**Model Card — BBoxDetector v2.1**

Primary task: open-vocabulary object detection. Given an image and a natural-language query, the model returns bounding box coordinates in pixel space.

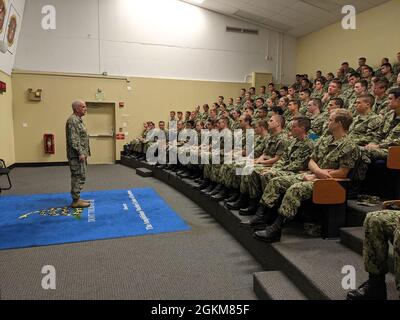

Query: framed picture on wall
[2,3,21,54]
[0,0,7,37]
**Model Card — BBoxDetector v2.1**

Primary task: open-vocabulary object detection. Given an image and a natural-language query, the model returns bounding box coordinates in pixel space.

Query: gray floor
[0,165,261,300]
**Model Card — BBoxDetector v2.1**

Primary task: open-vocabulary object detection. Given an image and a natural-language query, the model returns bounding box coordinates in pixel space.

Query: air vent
[226,26,259,35]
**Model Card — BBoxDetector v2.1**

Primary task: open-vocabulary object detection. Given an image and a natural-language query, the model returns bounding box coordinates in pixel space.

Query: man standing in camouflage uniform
[347,202,400,300]
[66,100,91,208]
[253,109,359,242]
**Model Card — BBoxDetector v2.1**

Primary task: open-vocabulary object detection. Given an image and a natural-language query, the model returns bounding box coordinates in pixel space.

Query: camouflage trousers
[363,210,400,295]
[241,166,296,200]
[366,148,388,161]
[68,158,87,201]
[260,174,313,219]
[131,140,143,153]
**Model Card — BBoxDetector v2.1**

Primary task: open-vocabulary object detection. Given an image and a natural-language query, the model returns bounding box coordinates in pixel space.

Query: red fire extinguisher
[44,134,55,154]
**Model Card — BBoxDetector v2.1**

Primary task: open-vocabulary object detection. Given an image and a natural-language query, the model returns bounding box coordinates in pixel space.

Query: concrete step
[136,167,153,178]
[346,200,383,227]
[340,227,394,273]
[253,271,307,300]
[272,239,398,300]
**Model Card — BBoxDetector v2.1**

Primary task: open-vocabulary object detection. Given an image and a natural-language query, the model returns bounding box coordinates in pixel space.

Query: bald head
[72,100,87,117]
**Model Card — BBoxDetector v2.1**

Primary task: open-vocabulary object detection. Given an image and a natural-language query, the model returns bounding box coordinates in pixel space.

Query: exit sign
[0,81,6,94]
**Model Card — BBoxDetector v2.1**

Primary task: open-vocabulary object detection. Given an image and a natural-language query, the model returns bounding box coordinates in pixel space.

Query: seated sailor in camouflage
[380,63,398,88]
[130,122,148,157]
[226,115,286,211]
[299,89,311,116]
[229,109,242,131]
[240,116,314,219]
[308,98,326,138]
[348,94,382,146]
[65,101,91,208]
[321,79,347,112]
[284,100,301,135]
[310,79,324,100]
[364,88,400,160]
[342,72,360,108]
[372,78,389,116]
[210,117,267,201]
[348,80,369,115]
[347,201,400,300]
[254,109,359,243]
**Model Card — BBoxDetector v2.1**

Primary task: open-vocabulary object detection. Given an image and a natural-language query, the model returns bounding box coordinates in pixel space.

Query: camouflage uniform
[66,114,90,201]
[348,112,382,146]
[393,63,400,77]
[367,111,400,160]
[261,135,359,219]
[310,89,324,100]
[373,95,389,116]
[322,92,347,112]
[240,132,287,198]
[363,210,400,295]
[309,112,327,137]
[220,134,267,189]
[254,137,314,199]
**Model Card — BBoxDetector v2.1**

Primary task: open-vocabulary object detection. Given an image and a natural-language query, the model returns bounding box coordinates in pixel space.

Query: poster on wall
[2,2,21,54]
[0,0,7,38]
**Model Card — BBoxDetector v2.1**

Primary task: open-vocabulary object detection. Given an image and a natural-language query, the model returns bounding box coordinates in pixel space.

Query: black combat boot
[239,198,259,216]
[208,184,224,196]
[240,203,270,227]
[225,194,248,210]
[200,182,216,194]
[346,275,387,300]
[225,190,240,203]
[211,187,231,201]
[253,215,285,243]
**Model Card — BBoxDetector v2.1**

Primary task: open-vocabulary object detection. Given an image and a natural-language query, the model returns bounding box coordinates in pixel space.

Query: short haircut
[355,79,368,89]
[300,88,311,96]
[342,62,349,66]
[219,117,229,126]
[272,115,285,129]
[243,115,252,124]
[268,83,274,87]
[333,109,353,131]
[311,98,322,111]
[159,121,165,124]
[362,65,373,73]
[375,77,390,90]
[349,72,361,78]
[280,96,289,105]
[260,85,266,90]
[331,98,344,108]
[203,104,209,109]
[327,72,334,78]
[388,88,400,99]
[256,97,265,104]
[359,57,366,61]
[293,116,311,132]
[177,111,183,115]
[219,96,224,100]
[249,87,256,91]
[281,86,288,91]
[246,106,254,112]
[289,99,301,108]
[381,62,392,71]
[271,105,284,115]
[302,78,310,84]
[234,109,242,116]
[256,119,268,130]
[259,106,268,113]
[330,79,342,88]
[358,94,375,108]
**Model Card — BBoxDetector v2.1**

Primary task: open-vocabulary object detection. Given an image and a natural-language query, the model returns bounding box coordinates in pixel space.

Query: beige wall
[0,71,15,167]
[12,72,247,163]
[297,0,400,76]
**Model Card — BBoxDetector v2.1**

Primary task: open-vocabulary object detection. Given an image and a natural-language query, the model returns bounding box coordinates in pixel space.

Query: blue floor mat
[0,188,191,250]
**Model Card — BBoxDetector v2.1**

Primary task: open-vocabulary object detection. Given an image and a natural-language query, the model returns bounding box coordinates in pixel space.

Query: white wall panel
[14,0,297,83]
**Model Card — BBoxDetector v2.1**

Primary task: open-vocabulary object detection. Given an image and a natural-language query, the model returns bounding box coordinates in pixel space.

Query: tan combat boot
[71,199,91,208]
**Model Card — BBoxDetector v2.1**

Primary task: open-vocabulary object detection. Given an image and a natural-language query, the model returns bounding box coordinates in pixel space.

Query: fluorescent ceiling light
[191,0,204,4]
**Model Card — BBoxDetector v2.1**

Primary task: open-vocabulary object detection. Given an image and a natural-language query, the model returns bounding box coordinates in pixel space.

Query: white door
[85,102,116,165]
